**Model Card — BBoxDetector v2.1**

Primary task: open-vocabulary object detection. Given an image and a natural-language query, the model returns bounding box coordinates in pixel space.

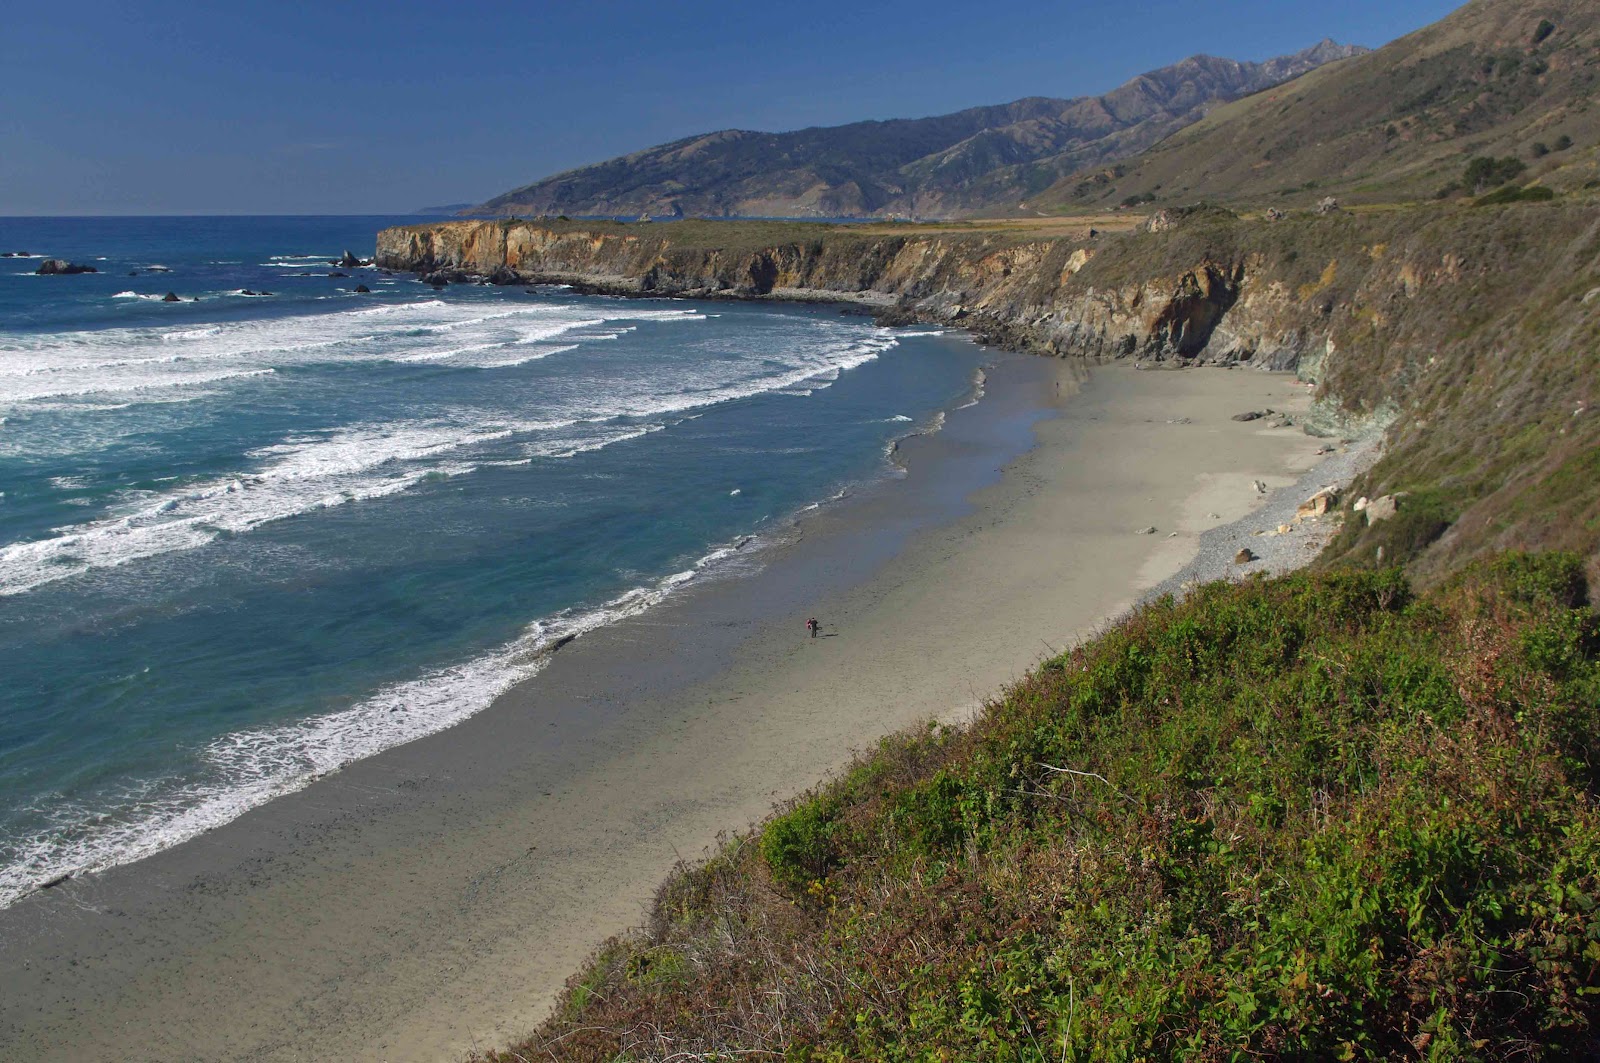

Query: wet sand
[0,358,1333,1062]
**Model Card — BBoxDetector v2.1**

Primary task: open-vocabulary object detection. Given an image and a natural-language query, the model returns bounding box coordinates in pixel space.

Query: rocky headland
[377,199,1600,582]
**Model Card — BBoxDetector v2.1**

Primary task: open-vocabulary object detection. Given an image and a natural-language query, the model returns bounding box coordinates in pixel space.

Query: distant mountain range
[1034,0,1600,209]
[467,40,1366,220]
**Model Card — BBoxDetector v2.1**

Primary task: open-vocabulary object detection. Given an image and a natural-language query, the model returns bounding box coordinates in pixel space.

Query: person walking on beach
[806,617,819,638]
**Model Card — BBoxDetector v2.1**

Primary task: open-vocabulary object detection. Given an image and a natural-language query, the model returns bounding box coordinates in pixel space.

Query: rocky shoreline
[369,207,1483,449]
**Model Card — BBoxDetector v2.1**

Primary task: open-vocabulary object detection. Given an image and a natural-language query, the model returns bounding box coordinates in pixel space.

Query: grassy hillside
[1039,0,1600,214]
[483,555,1600,1060]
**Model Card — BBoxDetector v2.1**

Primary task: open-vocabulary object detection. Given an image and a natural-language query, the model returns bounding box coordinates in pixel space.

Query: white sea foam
[0,414,581,596]
[0,534,760,909]
[0,299,705,408]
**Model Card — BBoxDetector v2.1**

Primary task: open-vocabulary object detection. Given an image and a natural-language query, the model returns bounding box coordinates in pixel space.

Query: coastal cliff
[378,203,1600,580]
[376,214,1333,373]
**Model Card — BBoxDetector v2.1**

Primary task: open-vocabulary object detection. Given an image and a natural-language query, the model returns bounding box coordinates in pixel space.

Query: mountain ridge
[470,40,1366,220]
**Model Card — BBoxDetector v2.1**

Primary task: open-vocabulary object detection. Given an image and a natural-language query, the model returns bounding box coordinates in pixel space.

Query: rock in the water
[486,266,521,286]
[1136,526,1157,535]
[35,258,98,275]
[1295,487,1339,519]
[161,291,180,302]
[328,271,349,278]
[1364,494,1401,524]
[1234,547,1256,564]
[354,284,371,293]
[336,250,365,268]
[128,270,140,276]
[1231,410,1265,422]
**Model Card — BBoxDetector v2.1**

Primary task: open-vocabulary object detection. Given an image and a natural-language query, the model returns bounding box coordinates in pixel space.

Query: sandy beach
[0,356,1344,1062]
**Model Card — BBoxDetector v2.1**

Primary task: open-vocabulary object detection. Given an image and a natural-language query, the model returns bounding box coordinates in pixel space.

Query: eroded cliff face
[378,204,1600,577]
[375,217,1341,382]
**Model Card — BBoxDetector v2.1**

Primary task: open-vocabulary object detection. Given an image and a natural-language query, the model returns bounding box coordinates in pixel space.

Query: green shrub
[1464,155,1527,193]
[1475,183,1556,205]
[760,796,838,891]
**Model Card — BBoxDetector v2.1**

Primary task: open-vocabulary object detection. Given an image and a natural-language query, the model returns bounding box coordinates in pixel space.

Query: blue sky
[0,0,1460,215]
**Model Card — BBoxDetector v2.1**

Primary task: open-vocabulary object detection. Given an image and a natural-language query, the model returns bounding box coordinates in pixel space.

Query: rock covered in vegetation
[1365,493,1400,523]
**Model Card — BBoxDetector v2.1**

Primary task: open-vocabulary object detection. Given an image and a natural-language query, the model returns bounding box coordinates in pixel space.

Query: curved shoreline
[0,358,1345,1061]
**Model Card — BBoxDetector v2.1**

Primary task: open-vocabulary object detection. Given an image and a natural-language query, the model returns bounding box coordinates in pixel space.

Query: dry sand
[0,360,1344,1062]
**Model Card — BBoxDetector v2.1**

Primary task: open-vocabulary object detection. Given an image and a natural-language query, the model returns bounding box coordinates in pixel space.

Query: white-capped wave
[0,533,760,908]
[0,299,705,408]
[0,414,589,596]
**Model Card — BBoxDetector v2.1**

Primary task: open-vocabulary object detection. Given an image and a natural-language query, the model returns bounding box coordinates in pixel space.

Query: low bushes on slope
[484,555,1600,1061]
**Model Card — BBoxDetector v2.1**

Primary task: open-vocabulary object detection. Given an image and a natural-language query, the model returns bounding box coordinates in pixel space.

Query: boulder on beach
[1295,487,1339,519]
[1234,547,1256,564]
[35,258,98,275]
[1136,526,1157,535]
[1231,410,1265,422]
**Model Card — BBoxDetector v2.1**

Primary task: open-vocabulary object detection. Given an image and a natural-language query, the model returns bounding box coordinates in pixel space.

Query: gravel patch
[1144,435,1384,603]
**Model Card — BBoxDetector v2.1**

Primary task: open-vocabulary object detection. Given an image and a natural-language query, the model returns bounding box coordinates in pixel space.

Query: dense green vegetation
[485,556,1600,1060]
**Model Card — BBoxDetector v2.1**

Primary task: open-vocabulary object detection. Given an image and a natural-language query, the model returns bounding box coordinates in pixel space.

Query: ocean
[0,215,986,906]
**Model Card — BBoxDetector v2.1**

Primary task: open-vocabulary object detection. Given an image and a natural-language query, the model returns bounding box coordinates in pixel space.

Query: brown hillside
[1039,0,1600,213]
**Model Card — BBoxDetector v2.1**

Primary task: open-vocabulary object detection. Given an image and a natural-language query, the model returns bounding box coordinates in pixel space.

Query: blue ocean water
[0,216,985,905]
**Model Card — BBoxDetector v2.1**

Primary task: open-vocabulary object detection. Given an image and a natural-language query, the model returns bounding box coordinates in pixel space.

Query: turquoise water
[0,216,985,904]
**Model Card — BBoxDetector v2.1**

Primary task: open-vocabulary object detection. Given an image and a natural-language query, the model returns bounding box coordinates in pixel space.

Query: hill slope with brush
[483,556,1600,1060]
[470,42,1362,221]
[1041,0,1600,213]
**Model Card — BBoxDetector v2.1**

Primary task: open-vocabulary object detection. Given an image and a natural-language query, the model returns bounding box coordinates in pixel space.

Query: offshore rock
[35,258,97,275]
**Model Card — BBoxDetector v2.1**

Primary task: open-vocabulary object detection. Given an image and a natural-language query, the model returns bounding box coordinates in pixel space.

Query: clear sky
[0,0,1460,216]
